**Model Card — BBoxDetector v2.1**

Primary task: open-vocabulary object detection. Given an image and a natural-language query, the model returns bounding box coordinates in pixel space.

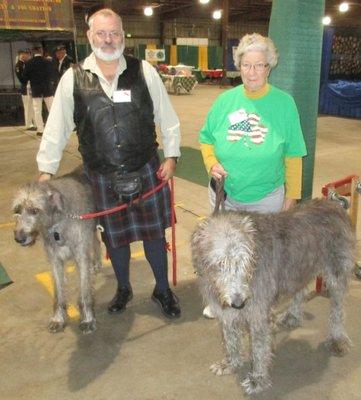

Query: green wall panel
[268,0,325,200]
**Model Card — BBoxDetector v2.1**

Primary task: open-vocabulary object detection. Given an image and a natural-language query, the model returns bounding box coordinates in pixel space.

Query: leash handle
[213,176,225,214]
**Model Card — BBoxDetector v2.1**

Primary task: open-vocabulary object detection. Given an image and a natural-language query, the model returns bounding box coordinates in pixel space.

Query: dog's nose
[231,299,247,309]
[15,237,26,245]
[14,231,28,245]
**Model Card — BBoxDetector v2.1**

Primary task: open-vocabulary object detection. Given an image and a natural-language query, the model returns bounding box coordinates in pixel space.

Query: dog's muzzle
[230,293,248,310]
[14,230,36,246]
[231,300,247,310]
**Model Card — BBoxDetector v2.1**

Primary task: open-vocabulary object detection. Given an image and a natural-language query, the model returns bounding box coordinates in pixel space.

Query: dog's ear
[47,189,64,212]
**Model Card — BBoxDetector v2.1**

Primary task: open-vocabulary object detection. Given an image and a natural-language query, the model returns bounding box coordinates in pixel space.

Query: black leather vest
[73,56,158,174]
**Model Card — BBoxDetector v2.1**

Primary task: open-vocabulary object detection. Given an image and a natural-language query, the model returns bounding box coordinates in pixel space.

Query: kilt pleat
[85,156,172,247]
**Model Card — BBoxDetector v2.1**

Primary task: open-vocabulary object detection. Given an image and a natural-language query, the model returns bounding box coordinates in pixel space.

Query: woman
[199,33,307,318]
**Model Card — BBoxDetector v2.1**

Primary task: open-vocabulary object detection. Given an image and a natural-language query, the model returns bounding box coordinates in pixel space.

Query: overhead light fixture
[339,2,349,12]
[322,16,331,25]
[199,0,210,4]
[144,6,153,16]
[213,9,222,20]
[126,33,132,38]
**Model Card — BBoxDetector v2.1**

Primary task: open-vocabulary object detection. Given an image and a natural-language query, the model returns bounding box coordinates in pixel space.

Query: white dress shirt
[37,53,181,174]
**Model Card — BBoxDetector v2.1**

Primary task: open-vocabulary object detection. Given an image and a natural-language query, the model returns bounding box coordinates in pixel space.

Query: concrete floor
[0,85,361,400]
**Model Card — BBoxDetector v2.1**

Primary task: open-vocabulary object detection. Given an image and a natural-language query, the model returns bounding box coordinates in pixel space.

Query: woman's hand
[210,163,228,180]
[282,198,297,211]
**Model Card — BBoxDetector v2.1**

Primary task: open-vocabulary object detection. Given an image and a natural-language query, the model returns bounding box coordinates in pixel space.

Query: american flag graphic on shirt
[227,112,268,145]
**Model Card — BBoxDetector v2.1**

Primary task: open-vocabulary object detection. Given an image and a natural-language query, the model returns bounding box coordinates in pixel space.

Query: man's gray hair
[88,8,123,30]
[233,33,279,69]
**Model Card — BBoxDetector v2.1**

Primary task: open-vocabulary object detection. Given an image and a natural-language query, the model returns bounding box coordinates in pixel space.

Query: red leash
[170,177,177,286]
[78,177,178,286]
[79,180,168,219]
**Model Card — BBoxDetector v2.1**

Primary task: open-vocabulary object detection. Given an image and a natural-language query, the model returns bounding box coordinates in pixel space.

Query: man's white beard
[91,42,124,61]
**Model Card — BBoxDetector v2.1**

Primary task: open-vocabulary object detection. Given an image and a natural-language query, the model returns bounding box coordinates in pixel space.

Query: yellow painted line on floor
[131,250,145,259]
[174,202,184,207]
[0,222,15,229]
[34,239,186,319]
[197,215,207,220]
[35,270,79,319]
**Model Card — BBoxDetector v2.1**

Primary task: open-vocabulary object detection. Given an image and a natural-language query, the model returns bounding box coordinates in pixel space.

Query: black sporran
[110,171,142,203]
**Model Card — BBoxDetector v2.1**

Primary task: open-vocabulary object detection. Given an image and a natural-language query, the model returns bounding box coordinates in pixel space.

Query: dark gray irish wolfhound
[191,199,355,394]
[13,169,101,334]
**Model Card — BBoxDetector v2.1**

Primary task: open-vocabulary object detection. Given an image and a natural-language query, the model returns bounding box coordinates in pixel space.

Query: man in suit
[15,49,36,130]
[23,46,54,136]
[52,44,73,90]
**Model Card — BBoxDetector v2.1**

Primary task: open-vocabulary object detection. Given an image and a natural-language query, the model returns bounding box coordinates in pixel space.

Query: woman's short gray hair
[233,33,279,69]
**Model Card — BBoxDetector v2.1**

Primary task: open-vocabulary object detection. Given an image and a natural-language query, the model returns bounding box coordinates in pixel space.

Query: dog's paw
[79,320,97,334]
[325,336,352,357]
[241,373,272,394]
[48,320,66,333]
[210,359,237,376]
[277,311,302,330]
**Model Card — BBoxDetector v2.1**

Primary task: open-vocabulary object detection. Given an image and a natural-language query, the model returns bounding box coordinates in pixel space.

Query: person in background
[199,33,307,318]
[15,49,36,131]
[23,46,54,136]
[36,8,181,319]
[52,44,73,90]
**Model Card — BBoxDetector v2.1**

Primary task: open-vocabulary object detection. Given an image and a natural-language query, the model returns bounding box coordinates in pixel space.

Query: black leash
[213,176,226,214]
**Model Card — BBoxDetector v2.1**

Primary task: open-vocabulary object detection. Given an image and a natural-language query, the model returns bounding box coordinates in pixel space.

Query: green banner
[0,0,73,31]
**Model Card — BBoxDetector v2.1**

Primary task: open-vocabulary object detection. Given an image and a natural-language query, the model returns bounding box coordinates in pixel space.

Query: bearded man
[37,8,181,319]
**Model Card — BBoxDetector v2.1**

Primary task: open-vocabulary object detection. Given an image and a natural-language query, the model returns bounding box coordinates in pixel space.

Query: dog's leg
[278,288,307,329]
[324,271,352,356]
[210,318,244,376]
[48,259,67,333]
[76,253,96,334]
[242,312,272,394]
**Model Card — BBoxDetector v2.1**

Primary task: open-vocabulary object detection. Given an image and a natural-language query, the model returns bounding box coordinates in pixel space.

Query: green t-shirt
[199,85,307,202]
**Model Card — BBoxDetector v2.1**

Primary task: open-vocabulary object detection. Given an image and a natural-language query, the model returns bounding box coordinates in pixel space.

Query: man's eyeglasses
[240,62,269,72]
[95,30,122,40]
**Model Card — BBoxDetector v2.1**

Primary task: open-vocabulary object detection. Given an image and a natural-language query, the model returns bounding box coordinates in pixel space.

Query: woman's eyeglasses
[240,62,269,72]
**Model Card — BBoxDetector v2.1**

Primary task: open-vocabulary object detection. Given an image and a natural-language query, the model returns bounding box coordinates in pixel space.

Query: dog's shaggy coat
[191,199,355,394]
[13,169,101,334]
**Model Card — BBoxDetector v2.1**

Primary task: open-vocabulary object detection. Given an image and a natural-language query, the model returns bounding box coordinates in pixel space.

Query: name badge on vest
[113,90,131,103]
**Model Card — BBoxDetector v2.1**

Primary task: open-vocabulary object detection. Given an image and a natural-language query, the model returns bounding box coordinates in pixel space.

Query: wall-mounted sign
[145,49,165,62]
[0,0,73,31]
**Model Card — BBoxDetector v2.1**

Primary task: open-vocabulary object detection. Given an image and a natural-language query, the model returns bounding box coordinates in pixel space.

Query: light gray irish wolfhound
[13,168,101,334]
[191,199,355,394]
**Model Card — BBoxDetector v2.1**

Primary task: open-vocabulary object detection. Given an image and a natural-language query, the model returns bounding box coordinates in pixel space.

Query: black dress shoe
[108,286,133,314]
[151,288,181,319]
[36,131,43,137]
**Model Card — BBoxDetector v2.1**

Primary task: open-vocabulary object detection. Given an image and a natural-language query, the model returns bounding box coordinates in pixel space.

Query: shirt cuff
[200,143,218,174]
[285,157,303,199]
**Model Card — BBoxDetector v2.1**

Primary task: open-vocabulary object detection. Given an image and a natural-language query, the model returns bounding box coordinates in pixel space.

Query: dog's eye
[29,208,40,215]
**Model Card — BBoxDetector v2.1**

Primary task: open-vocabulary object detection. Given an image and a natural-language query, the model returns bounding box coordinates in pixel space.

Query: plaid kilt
[85,156,172,247]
